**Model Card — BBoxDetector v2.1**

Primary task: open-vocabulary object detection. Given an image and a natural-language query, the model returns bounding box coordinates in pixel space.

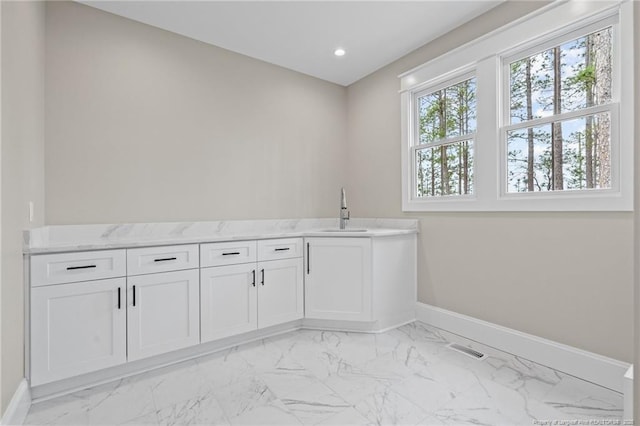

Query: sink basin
[318,229,368,232]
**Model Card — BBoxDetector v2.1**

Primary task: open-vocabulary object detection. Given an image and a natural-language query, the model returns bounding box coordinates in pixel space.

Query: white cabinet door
[200,263,257,342]
[31,278,127,386]
[305,238,372,321]
[127,269,200,361]
[258,258,303,329]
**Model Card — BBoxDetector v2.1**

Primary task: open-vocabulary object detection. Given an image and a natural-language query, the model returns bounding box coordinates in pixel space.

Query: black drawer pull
[154,257,177,262]
[133,285,136,307]
[252,270,256,287]
[261,269,265,286]
[222,252,241,256]
[274,248,290,252]
[117,287,121,310]
[66,265,97,271]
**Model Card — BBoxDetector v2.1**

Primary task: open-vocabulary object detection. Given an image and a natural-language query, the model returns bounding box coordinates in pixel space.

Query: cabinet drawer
[31,250,126,287]
[127,244,199,276]
[200,241,257,267]
[257,238,303,261]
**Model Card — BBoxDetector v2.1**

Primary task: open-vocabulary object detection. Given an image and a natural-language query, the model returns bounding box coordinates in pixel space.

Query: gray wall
[45,1,347,224]
[346,1,634,362]
[1,0,45,413]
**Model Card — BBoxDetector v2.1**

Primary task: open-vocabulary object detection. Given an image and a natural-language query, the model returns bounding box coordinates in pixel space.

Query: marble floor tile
[227,400,301,426]
[211,374,278,420]
[316,407,370,426]
[24,323,624,426]
[154,393,229,426]
[541,374,624,419]
[353,386,429,426]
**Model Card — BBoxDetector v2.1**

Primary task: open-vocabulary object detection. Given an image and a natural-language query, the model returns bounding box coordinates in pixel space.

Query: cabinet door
[305,237,372,321]
[200,263,257,342]
[258,258,303,329]
[31,278,126,386]
[127,269,200,361]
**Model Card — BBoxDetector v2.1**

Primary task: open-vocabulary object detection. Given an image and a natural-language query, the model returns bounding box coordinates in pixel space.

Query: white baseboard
[1,379,31,426]
[416,302,629,393]
[623,365,633,421]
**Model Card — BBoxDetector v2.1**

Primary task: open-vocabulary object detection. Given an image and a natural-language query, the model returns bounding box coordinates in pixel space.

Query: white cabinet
[200,238,304,343]
[258,257,304,329]
[127,244,199,276]
[304,234,416,330]
[200,263,257,342]
[127,269,200,361]
[28,231,415,388]
[257,238,304,261]
[30,278,127,386]
[30,246,200,385]
[305,238,372,321]
[201,240,257,267]
[31,250,126,287]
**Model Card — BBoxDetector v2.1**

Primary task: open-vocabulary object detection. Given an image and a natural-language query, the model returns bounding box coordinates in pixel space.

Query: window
[414,76,476,197]
[505,27,614,194]
[400,1,633,211]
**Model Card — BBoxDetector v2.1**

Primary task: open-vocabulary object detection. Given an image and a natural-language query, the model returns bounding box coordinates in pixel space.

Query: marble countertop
[24,218,418,254]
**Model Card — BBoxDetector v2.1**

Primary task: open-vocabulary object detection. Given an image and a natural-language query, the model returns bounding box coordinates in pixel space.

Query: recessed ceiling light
[334,48,346,57]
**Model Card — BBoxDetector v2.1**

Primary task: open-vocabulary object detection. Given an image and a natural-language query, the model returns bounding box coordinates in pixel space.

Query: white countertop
[24,218,418,254]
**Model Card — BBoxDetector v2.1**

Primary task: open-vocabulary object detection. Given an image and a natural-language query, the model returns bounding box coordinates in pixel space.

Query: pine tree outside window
[504,27,615,194]
[414,76,476,198]
[400,1,633,212]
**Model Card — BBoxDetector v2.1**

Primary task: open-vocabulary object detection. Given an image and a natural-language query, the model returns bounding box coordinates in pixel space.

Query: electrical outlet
[29,201,34,223]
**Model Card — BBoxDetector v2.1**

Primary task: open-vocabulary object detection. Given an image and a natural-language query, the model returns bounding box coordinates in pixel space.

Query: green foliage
[416,78,476,197]
[506,29,612,192]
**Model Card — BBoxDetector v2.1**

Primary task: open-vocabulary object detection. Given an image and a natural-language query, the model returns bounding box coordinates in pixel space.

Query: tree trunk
[430,151,435,196]
[417,152,424,196]
[525,59,534,191]
[463,142,469,194]
[457,87,464,195]
[439,93,449,195]
[594,28,612,188]
[552,46,564,190]
[585,36,594,188]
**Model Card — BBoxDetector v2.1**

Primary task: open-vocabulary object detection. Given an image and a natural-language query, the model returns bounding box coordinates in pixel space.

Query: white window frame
[411,70,476,201]
[400,0,634,212]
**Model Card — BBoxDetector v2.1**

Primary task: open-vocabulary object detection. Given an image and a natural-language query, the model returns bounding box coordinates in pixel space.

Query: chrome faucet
[340,187,350,229]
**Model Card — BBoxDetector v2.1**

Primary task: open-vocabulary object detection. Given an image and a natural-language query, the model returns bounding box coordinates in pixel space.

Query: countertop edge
[24,229,419,255]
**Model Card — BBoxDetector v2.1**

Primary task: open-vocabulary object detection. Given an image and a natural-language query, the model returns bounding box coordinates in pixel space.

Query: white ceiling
[80,1,503,86]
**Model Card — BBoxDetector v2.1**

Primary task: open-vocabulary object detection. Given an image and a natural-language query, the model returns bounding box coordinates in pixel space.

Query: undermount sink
[318,229,368,232]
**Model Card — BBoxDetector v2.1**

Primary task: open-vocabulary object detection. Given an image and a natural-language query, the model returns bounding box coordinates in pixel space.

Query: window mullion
[503,103,614,132]
[416,133,475,149]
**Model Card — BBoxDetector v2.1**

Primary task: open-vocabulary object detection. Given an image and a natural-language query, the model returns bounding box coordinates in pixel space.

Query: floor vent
[447,343,488,361]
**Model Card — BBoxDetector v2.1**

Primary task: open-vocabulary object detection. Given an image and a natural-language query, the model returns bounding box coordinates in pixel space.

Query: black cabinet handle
[67,264,96,270]
[252,270,256,287]
[261,269,265,286]
[154,257,177,262]
[222,252,240,256]
[307,242,310,274]
[132,285,136,307]
[117,287,121,310]
[274,247,290,252]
